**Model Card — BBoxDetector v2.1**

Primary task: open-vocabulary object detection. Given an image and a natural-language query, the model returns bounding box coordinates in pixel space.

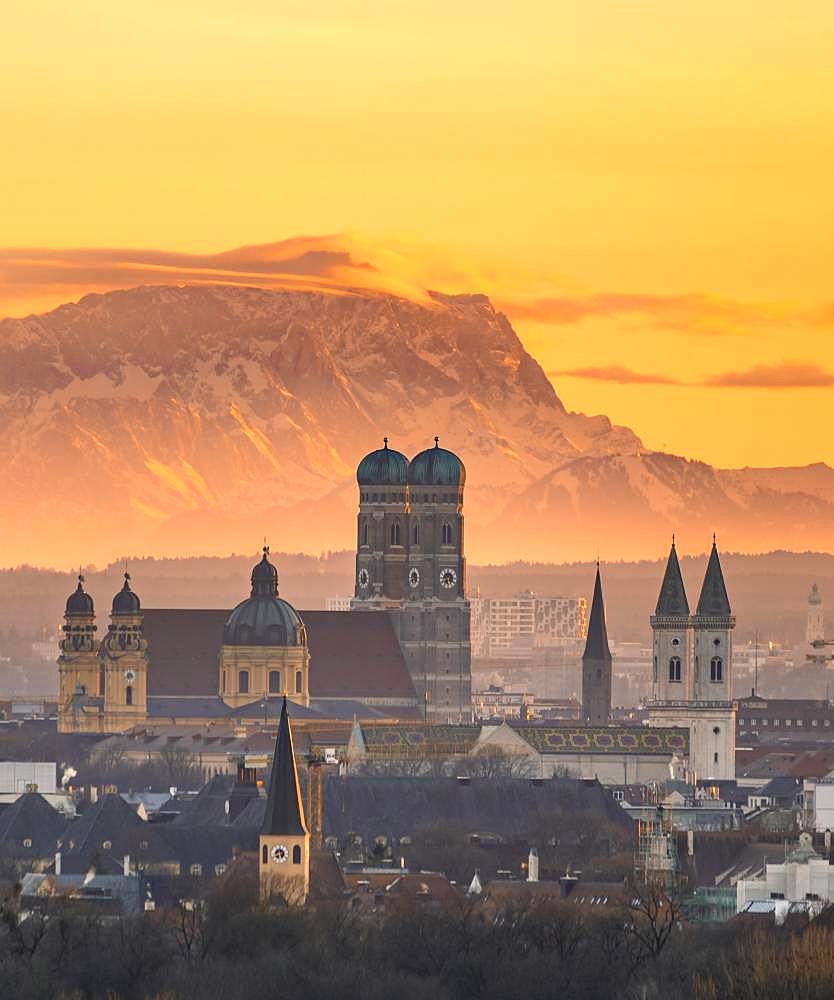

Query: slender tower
[581,564,612,724]
[692,539,735,703]
[260,697,310,904]
[807,584,824,646]
[650,538,691,701]
[57,575,98,733]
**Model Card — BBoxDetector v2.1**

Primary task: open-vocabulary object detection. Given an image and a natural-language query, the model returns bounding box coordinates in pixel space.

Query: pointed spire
[583,564,611,660]
[695,539,732,617]
[261,697,308,837]
[655,537,689,617]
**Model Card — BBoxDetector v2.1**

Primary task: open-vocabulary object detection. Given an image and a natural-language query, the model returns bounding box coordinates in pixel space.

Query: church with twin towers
[582,536,737,780]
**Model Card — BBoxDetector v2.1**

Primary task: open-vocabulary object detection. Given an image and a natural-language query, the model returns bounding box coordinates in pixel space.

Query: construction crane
[305,746,340,850]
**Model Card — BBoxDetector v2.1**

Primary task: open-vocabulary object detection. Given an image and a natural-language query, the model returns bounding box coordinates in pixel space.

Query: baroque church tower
[352,438,472,722]
[647,538,736,781]
[581,565,612,725]
[57,576,98,733]
[260,696,310,905]
[99,573,148,729]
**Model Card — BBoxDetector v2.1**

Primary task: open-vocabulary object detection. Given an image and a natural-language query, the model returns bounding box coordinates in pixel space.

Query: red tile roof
[142,609,417,703]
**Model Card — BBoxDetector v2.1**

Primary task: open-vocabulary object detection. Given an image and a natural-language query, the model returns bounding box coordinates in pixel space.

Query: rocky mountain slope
[0,283,829,566]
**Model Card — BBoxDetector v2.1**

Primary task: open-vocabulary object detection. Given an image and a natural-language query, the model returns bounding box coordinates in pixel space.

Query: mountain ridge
[0,283,830,565]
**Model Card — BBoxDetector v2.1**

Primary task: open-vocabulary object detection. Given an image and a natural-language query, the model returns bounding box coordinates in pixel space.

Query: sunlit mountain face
[0,281,831,569]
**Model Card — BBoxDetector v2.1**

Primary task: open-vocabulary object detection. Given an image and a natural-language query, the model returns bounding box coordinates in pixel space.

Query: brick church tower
[352,439,472,722]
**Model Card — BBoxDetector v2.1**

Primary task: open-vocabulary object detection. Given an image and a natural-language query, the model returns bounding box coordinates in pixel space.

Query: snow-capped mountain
[0,283,829,566]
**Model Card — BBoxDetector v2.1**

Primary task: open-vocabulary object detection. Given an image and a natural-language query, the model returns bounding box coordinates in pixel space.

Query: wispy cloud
[703,363,834,388]
[500,292,804,337]
[554,362,834,389]
[549,365,683,385]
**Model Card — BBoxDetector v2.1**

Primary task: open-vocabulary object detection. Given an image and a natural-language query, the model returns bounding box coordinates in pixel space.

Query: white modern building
[736,833,833,917]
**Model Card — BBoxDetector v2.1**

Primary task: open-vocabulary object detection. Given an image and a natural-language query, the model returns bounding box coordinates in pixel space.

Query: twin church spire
[656,536,732,621]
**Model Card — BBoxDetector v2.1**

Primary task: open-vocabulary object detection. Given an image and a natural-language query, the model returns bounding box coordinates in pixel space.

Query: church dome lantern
[65,575,94,617]
[407,438,466,487]
[223,547,306,647]
[112,573,141,615]
[357,439,408,486]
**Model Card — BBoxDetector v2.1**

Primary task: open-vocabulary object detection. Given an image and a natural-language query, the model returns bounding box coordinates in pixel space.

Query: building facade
[469,592,587,660]
[351,439,472,723]
[647,539,737,781]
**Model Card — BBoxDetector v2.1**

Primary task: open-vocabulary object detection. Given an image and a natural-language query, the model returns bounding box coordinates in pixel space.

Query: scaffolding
[636,806,680,887]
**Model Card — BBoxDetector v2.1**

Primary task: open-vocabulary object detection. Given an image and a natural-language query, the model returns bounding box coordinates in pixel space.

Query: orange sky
[2,1,832,469]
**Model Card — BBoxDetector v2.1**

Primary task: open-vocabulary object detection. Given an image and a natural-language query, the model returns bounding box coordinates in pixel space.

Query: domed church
[58,550,421,735]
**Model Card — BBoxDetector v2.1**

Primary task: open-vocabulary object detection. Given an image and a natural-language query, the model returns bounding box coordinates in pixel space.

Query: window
[762,719,768,726]
[268,670,281,695]
[215,864,227,876]
[738,718,745,726]
[99,665,106,697]
[774,719,780,727]
[262,844,268,864]
[797,720,804,727]
[390,521,401,546]
[295,670,303,694]
[713,753,719,764]
[22,838,32,848]
[292,845,301,864]
[751,719,758,727]
[441,522,453,545]
[813,720,819,727]
[710,656,723,682]
[826,720,831,728]
[784,719,790,727]
[125,685,133,706]
[140,840,148,850]
[412,520,420,544]
[653,656,658,682]
[222,670,226,693]
[361,522,369,547]
[668,657,682,683]
[102,840,112,850]
[239,670,250,694]
[190,864,202,877]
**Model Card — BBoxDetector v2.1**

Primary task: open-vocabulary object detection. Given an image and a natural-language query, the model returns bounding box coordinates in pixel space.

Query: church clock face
[439,568,457,590]
[357,568,370,590]
[408,567,420,588]
[270,843,289,864]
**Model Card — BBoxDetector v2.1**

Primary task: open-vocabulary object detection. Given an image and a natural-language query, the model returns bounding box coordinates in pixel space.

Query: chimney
[123,854,130,877]
[55,851,61,876]
[527,847,539,883]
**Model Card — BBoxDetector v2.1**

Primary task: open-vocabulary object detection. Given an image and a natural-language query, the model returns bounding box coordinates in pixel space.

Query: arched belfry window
[669,657,682,683]
[412,520,420,544]
[268,670,281,695]
[99,665,106,698]
[390,521,401,546]
[125,685,133,706]
[262,844,268,864]
[442,522,453,545]
[239,670,249,694]
[293,845,301,864]
[295,670,303,694]
[710,656,723,683]
[361,522,369,547]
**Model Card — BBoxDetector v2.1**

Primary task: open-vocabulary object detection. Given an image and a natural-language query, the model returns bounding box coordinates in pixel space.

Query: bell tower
[400,438,471,722]
[352,439,409,608]
[651,538,692,701]
[260,697,310,905]
[57,575,98,734]
[100,573,148,729]
[692,539,735,703]
[581,564,612,725]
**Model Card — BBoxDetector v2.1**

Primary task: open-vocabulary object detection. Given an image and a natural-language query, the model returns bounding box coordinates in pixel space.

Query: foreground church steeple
[582,564,612,724]
[259,696,310,904]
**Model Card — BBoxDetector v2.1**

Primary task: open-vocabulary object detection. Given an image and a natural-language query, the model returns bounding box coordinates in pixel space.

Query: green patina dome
[407,438,466,487]
[357,439,408,486]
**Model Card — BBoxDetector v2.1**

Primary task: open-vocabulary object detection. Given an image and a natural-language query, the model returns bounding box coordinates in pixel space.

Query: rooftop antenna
[754,629,758,696]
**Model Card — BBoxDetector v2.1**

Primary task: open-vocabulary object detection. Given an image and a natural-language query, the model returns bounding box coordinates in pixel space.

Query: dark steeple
[261,697,307,837]
[251,546,279,597]
[655,539,689,617]
[695,539,732,617]
[582,564,613,725]
[583,564,611,660]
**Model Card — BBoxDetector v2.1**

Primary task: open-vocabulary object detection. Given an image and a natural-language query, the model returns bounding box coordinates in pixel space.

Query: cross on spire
[434,435,439,447]
[383,436,388,448]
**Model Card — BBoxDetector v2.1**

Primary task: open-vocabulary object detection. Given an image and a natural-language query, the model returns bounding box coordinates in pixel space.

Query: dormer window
[102,840,112,850]
[23,838,32,848]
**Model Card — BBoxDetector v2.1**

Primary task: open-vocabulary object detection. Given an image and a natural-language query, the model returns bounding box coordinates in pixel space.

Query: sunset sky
[2,1,832,469]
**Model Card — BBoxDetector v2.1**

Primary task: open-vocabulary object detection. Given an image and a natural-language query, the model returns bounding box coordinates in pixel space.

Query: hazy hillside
[2,550,830,648]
